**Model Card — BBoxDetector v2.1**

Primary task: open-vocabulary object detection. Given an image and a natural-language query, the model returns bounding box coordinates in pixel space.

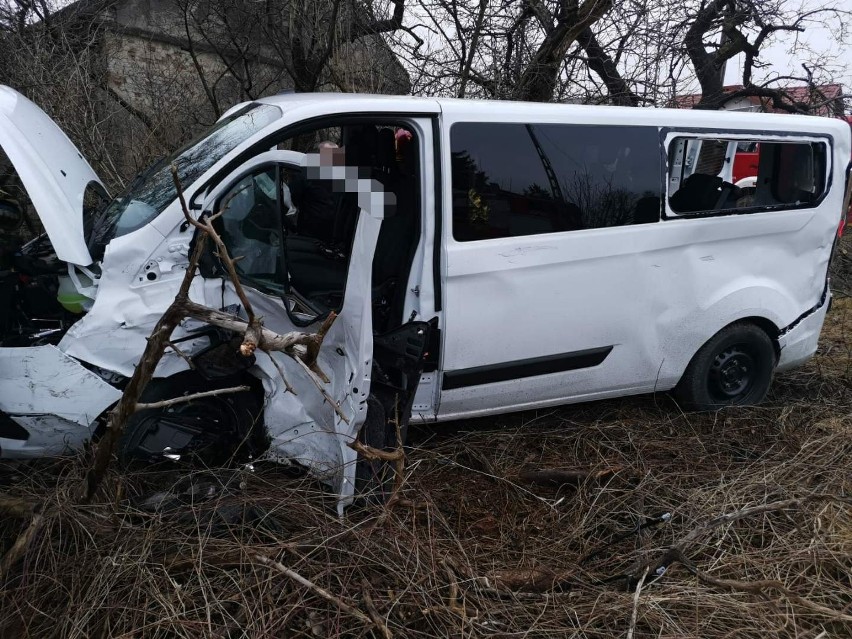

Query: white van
[1,86,850,504]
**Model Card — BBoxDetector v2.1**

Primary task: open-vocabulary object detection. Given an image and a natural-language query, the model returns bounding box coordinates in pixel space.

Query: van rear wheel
[674,323,775,411]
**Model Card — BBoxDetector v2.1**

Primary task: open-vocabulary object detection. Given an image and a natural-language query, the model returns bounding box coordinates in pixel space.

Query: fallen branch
[0,512,44,581]
[180,301,335,380]
[0,493,35,518]
[135,385,250,411]
[254,554,374,626]
[677,550,852,623]
[361,579,392,639]
[626,567,650,639]
[81,233,211,503]
[518,465,624,487]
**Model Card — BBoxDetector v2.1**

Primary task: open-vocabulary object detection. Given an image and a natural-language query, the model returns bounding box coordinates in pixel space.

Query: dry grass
[2,281,852,637]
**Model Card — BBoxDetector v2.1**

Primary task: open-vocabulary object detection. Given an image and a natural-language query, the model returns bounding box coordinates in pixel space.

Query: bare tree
[0,1,131,186]
[676,0,850,112]
[582,0,851,112]
[0,0,416,193]
[390,1,619,102]
[391,0,849,111]
[172,0,412,120]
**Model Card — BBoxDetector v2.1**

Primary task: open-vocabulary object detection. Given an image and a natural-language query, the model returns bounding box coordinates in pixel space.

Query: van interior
[211,121,422,334]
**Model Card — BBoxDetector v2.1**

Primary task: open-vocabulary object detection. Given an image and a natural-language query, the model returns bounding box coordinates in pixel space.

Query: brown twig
[389,398,406,497]
[627,566,650,639]
[254,554,374,626]
[135,385,250,411]
[166,341,196,370]
[0,493,35,518]
[349,439,405,463]
[361,579,392,639]
[677,551,852,622]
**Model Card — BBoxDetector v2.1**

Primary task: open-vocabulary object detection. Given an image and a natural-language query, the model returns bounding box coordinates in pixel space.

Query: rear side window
[667,136,827,215]
[450,123,661,241]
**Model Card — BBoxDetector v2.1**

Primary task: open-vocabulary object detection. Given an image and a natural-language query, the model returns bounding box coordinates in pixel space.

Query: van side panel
[437,211,820,418]
[435,110,847,421]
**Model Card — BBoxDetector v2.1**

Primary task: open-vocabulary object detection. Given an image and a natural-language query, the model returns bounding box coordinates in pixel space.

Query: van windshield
[87,103,282,259]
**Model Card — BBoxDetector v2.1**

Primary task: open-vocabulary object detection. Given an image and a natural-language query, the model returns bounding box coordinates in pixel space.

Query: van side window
[450,123,661,241]
[667,136,827,214]
[219,166,284,293]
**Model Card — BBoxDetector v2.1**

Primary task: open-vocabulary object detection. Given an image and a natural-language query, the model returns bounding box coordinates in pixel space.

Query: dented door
[197,149,390,506]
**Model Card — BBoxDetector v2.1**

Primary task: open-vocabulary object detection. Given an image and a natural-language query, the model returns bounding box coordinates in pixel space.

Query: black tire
[674,322,776,411]
[118,372,264,466]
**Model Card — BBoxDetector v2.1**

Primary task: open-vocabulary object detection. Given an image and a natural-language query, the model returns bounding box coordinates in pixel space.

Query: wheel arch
[673,318,778,410]
[735,315,781,361]
[108,369,268,463]
[676,315,781,385]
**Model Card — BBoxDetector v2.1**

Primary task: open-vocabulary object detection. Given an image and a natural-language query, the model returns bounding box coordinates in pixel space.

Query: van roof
[252,92,851,139]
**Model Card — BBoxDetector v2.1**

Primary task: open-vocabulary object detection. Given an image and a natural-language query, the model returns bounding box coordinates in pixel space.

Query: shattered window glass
[88,103,282,258]
[450,122,661,241]
[668,136,827,214]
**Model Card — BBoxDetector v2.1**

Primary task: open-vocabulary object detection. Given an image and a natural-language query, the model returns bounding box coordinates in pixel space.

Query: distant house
[53,0,408,121]
[42,0,410,177]
[671,84,846,116]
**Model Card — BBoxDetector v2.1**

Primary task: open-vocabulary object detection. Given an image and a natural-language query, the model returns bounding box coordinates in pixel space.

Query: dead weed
[1,303,852,637]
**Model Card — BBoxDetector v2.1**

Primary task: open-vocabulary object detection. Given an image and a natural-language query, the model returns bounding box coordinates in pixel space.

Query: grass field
[1,267,850,637]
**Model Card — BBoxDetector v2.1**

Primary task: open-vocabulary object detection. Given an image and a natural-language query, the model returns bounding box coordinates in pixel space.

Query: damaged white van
[1,85,850,505]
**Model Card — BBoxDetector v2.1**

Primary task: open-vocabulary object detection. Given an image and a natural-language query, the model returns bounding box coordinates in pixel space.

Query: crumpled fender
[0,345,122,457]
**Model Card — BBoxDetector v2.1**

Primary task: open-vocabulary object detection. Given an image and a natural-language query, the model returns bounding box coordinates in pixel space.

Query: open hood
[0,86,106,266]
